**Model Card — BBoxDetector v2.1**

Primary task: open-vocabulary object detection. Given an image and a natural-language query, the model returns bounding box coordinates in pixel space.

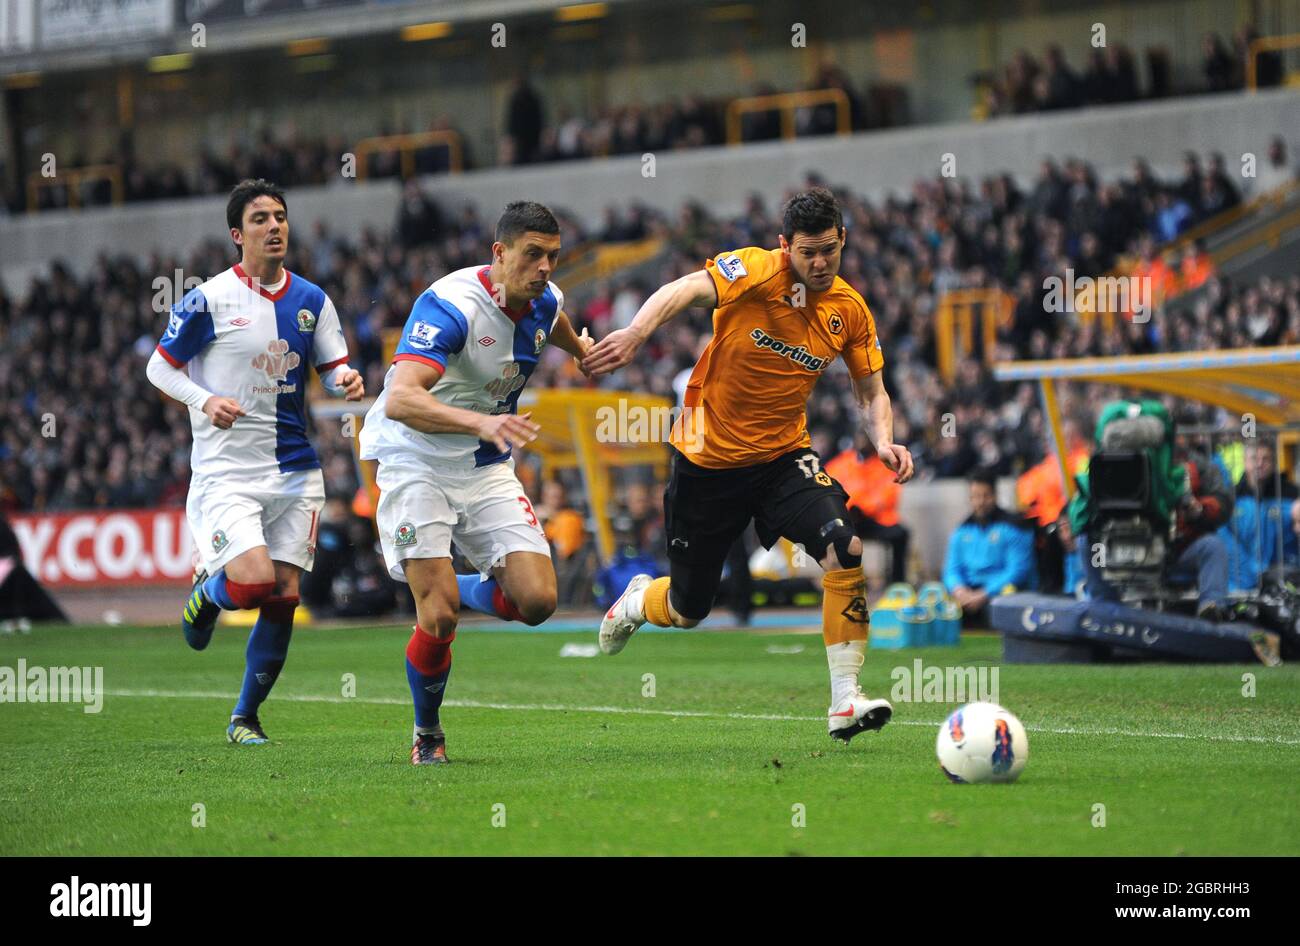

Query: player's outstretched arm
[384,360,539,452]
[852,371,914,484]
[584,269,718,377]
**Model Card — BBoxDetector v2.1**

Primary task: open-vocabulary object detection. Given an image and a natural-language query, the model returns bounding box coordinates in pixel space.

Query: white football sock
[826,640,866,706]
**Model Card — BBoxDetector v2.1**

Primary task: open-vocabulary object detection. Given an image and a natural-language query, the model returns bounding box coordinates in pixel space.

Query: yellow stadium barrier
[725,88,851,145]
[353,130,464,179]
[26,164,123,213]
[1247,33,1300,90]
[935,288,1013,384]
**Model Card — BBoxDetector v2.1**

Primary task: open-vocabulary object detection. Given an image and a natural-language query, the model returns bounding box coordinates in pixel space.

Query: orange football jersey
[669,246,885,468]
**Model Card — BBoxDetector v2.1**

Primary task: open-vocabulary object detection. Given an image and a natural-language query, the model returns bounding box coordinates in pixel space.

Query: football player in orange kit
[584,188,914,742]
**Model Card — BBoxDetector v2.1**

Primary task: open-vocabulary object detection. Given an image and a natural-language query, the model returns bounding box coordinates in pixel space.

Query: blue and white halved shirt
[156,264,349,479]
[360,264,562,469]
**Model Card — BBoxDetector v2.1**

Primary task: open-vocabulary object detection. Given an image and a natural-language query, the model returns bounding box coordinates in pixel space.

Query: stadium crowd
[983,28,1285,117]
[3,143,1298,607]
[11,23,1283,214]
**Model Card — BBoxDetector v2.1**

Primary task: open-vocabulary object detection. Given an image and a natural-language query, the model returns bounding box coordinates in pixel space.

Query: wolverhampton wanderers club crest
[534,328,546,354]
[297,309,316,333]
[394,522,417,548]
[841,595,869,625]
[212,530,229,553]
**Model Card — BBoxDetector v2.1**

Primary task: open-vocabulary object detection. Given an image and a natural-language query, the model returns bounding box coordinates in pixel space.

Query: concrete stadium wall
[4,87,1297,292]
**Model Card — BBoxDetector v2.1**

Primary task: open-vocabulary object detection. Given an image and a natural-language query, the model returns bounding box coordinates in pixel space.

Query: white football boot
[598,573,654,655]
[827,686,893,742]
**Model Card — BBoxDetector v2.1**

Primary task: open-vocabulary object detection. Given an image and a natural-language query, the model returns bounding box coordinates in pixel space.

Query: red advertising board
[11,509,195,587]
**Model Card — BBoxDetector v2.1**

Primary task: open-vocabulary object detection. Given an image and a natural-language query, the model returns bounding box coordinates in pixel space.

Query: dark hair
[495,200,559,245]
[969,467,997,490]
[781,187,843,241]
[226,178,287,235]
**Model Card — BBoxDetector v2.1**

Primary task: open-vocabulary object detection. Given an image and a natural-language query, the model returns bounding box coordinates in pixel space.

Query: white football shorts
[374,457,550,581]
[186,468,325,574]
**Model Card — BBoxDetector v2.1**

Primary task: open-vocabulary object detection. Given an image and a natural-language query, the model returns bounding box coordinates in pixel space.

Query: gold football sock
[823,568,869,705]
[821,567,869,646]
[641,576,676,627]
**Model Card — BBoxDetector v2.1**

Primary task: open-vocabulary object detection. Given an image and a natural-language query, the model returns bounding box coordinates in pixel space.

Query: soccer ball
[936,702,1028,784]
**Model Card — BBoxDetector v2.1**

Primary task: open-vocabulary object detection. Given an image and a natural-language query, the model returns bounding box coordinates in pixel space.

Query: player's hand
[583,327,643,377]
[576,327,595,378]
[202,396,246,430]
[477,411,540,453]
[339,368,365,401]
[878,442,915,483]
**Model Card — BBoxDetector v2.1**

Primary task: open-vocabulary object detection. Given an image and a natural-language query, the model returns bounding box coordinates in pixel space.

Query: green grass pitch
[1,621,1297,856]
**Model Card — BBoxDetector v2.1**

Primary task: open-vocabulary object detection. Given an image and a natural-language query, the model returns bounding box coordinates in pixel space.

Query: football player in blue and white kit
[360,201,592,765]
[146,179,364,745]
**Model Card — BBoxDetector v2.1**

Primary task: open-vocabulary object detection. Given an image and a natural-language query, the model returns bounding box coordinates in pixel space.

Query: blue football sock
[406,658,451,731]
[232,602,294,719]
[457,574,500,616]
[202,570,237,610]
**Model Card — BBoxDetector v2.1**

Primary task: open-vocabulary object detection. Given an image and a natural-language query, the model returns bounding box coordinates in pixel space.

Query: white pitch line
[103,688,1300,747]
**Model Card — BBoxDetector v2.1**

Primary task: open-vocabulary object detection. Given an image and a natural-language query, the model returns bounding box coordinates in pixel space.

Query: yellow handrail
[353,130,464,179]
[725,88,851,145]
[935,288,1013,384]
[1246,32,1300,90]
[26,164,123,213]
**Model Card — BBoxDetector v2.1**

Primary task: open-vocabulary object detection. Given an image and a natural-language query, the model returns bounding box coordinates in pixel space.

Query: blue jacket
[1221,478,1298,591]
[943,508,1038,595]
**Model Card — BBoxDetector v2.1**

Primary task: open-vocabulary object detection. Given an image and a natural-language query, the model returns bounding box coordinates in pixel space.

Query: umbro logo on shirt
[478,336,496,347]
[231,317,251,327]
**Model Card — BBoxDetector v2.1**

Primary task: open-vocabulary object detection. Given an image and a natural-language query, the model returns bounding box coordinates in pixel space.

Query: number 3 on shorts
[518,495,541,531]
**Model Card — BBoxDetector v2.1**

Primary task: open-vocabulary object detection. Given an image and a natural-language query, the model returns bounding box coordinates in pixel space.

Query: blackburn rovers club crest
[394,521,417,548]
[212,530,229,553]
[827,313,843,335]
[534,328,546,354]
[297,308,316,333]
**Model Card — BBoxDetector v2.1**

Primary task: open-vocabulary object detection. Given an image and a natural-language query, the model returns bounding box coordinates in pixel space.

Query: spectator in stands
[1223,442,1299,591]
[1180,240,1216,292]
[506,77,545,165]
[1206,152,1242,208]
[1251,136,1294,196]
[1202,33,1235,92]
[825,430,911,584]
[1151,190,1194,243]
[943,469,1037,625]
[536,479,596,606]
[1041,45,1082,110]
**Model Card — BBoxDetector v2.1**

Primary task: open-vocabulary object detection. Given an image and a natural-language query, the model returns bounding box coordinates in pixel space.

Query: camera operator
[1081,449,1232,619]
